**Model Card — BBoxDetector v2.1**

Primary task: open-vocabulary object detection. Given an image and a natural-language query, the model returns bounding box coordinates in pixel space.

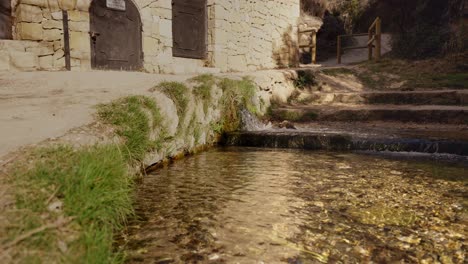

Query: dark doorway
[89,0,142,70]
[0,0,12,39]
[172,0,207,59]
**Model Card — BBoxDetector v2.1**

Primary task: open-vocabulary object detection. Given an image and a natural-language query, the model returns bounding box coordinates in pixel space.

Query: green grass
[271,110,318,122]
[97,96,164,162]
[293,70,317,89]
[427,73,468,89]
[218,77,258,132]
[356,56,468,90]
[321,68,355,77]
[8,145,133,263]
[190,74,215,115]
[157,82,190,128]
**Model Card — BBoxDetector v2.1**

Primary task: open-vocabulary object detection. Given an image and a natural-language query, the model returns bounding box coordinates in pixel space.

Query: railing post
[375,17,382,61]
[368,29,373,61]
[337,35,342,64]
[311,30,317,64]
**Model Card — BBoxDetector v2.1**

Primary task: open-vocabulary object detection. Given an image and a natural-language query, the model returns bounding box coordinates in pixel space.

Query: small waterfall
[240,109,272,131]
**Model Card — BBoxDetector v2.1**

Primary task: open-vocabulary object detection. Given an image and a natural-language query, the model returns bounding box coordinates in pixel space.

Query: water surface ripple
[122,148,467,263]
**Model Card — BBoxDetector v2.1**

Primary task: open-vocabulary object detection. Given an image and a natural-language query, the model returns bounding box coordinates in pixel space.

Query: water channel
[121,148,467,263]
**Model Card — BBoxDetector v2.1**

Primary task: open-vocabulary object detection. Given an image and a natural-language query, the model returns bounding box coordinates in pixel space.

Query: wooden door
[0,0,11,39]
[90,0,142,70]
[172,0,207,59]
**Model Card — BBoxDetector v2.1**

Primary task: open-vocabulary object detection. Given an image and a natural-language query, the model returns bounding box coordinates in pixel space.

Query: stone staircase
[224,89,468,157]
[272,90,468,125]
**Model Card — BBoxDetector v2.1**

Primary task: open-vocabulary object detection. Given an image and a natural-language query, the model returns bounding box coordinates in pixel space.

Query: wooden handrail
[337,17,381,64]
[297,28,317,64]
[338,33,369,38]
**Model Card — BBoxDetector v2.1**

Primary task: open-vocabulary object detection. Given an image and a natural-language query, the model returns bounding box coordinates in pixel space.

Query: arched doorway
[89,0,142,70]
[0,0,12,39]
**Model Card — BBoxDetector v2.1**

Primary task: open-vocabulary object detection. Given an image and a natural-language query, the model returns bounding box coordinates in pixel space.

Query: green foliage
[157,82,190,127]
[392,24,449,59]
[272,110,318,122]
[429,72,468,89]
[97,96,164,162]
[10,145,133,263]
[321,68,355,76]
[294,70,317,89]
[190,74,216,115]
[218,77,258,132]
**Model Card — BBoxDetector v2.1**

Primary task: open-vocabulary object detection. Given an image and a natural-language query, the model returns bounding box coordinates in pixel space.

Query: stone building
[0,0,301,73]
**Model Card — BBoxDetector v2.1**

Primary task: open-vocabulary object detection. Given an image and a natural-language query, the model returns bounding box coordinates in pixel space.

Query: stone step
[223,130,468,157]
[300,90,468,106]
[225,121,468,156]
[271,105,468,124]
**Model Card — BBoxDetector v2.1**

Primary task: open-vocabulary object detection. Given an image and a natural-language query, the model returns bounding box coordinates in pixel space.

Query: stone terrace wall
[1,3,90,71]
[2,0,300,73]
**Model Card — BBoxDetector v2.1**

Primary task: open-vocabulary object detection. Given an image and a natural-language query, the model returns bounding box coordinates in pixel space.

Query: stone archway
[89,0,142,70]
[0,0,12,39]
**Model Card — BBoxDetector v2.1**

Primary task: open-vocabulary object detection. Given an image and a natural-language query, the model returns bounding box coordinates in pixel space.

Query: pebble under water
[120,148,467,264]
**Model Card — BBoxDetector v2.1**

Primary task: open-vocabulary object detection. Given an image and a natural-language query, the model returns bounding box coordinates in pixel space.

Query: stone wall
[2,0,301,73]
[1,2,91,71]
[210,0,301,71]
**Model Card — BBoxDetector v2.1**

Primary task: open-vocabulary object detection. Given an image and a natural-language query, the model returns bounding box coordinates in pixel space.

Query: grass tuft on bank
[157,82,190,128]
[7,145,133,263]
[190,74,215,114]
[97,95,164,162]
[218,77,258,132]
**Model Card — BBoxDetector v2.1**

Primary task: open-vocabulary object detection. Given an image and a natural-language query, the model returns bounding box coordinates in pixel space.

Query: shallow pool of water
[121,148,467,263]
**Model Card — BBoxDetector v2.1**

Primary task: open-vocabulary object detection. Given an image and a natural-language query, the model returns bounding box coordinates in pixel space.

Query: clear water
[121,148,467,264]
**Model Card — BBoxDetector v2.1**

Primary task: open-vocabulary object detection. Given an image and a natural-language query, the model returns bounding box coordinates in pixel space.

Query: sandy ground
[0,71,196,160]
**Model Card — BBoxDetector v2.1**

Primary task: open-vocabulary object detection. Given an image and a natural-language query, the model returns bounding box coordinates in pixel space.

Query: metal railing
[337,17,382,64]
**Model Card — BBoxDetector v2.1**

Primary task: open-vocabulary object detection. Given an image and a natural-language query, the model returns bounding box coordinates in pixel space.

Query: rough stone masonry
[0,0,302,73]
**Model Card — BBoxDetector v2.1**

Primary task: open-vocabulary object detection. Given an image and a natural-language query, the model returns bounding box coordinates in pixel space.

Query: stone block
[51,11,63,20]
[26,43,54,56]
[159,19,172,39]
[156,50,173,65]
[38,55,54,69]
[42,19,63,29]
[16,4,43,23]
[43,28,63,41]
[53,40,62,51]
[143,36,160,56]
[53,50,65,68]
[21,0,48,7]
[0,51,10,71]
[47,0,61,12]
[69,31,90,59]
[9,52,38,70]
[227,55,247,72]
[68,11,88,22]
[69,21,89,32]
[16,23,43,41]
[76,0,92,12]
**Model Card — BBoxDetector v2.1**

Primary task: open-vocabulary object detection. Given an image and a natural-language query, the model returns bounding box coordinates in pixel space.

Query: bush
[392,24,450,59]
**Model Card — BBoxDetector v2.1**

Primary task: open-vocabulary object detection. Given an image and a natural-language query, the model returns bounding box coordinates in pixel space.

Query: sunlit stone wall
[209,0,301,71]
[1,0,300,73]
